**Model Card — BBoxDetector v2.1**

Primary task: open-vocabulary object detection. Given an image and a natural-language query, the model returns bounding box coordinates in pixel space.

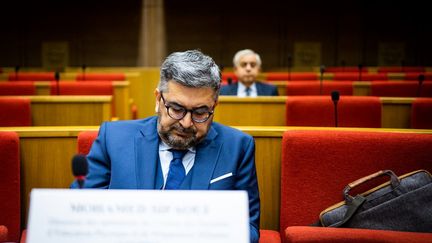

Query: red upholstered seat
[260,229,281,243]
[0,225,8,242]
[0,132,21,242]
[8,72,55,81]
[285,226,432,243]
[77,131,98,155]
[371,81,432,97]
[266,72,318,81]
[285,96,381,128]
[280,130,432,242]
[404,72,432,80]
[0,98,32,126]
[333,72,387,81]
[76,73,125,81]
[286,81,353,96]
[377,66,425,73]
[411,98,432,129]
[0,82,36,95]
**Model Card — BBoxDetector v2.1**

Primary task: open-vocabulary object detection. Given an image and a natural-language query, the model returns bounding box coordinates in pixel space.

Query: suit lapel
[190,125,222,189]
[135,117,160,189]
[255,82,263,95]
[230,83,239,95]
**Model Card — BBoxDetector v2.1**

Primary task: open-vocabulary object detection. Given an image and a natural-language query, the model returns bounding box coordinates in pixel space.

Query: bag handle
[343,170,400,202]
[330,170,400,228]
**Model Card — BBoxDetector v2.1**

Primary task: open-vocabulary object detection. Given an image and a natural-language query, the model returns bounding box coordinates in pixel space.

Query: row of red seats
[7,72,125,81]
[1,96,431,129]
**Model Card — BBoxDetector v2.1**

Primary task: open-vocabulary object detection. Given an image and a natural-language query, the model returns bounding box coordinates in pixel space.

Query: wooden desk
[33,81,130,120]
[2,126,431,230]
[215,96,419,128]
[2,96,112,126]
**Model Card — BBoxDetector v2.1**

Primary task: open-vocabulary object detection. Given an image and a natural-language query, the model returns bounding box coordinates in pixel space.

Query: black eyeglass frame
[160,93,215,123]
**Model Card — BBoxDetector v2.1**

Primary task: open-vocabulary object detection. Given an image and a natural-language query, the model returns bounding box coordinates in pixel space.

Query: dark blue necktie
[165,149,188,190]
[245,87,251,96]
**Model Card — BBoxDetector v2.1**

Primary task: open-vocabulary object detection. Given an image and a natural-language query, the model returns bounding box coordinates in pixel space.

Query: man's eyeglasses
[160,93,214,123]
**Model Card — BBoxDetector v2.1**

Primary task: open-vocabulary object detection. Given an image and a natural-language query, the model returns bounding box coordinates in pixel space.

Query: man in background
[220,49,278,96]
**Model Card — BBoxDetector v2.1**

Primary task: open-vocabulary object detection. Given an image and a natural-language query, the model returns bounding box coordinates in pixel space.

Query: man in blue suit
[220,49,278,96]
[71,50,260,242]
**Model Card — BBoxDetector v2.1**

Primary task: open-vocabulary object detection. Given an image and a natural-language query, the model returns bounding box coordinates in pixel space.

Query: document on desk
[26,189,249,243]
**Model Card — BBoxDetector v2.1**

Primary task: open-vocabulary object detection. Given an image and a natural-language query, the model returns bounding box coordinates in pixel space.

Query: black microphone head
[72,154,88,177]
[227,77,232,85]
[320,65,326,74]
[358,64,363,70]
[82,64,87,71]
[287,54,292,66]
[331,90,340,102]
[15,65,20,73]
[54,71,60,81]
[418,74,425,84]
[341,60,346,67]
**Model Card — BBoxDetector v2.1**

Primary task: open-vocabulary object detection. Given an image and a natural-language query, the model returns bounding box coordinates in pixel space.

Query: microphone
[417,74,425,97]
[287,53,292,81]
[82,64,87,80]
[72,154,88,189]
[320,65,325,95]
[331,91,340,127]
[55,71,60,95]
[227,77,232,85]
[358,64,363,81]
[15,65,20,80]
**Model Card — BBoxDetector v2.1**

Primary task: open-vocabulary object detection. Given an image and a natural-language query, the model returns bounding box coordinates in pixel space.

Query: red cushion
[20,229,26,243]
[8,72,55,81]
[0,225,8,242]
[280,130,432,233]
[404,72,432,80]
[266,72,318,81]
[0,98,32,126]
[285,96,381,127]
[260,229,281,243]
[285,226,432,242]
[286,81,353,96]
[377,66,425,73]
[411,98,432,129]
[0,132,20,242]
[76,73,125,81]
[77,131,98,155]
[371,81,432,97]
[333,73,387,81]
[0,82,36,95]
[50,82,113,95]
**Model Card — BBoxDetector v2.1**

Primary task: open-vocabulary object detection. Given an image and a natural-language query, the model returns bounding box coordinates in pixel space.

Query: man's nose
[179,111,194,128]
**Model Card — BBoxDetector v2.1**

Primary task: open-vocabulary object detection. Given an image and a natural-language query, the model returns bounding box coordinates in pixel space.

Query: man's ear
[154,89,160,113]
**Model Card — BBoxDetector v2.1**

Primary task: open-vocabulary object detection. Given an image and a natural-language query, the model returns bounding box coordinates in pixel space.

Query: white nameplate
[27,189,249,243]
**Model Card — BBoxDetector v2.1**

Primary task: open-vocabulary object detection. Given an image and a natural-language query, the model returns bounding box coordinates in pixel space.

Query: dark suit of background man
[220,49,278,96]
[71,50,260,242]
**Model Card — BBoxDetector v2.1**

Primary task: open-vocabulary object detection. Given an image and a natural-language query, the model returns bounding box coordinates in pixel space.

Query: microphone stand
[331,91,340,127]
[417,74,425,97]
[320,65,325,95]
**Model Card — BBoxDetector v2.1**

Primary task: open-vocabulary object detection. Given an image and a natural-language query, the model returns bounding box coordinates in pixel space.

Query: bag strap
[330,195,366,227]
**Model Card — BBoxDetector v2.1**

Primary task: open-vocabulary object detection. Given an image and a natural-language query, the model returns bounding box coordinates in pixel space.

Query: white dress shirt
[237,82,258,97]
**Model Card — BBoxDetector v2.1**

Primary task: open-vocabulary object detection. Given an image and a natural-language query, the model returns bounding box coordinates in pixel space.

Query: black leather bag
[318,170,432,232]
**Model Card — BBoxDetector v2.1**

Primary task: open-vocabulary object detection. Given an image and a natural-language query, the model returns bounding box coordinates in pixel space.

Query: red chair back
[286,96,381,128]
[371,81,432,97]
[0,225,8,242]
[8,72,55,81]
[266,72,318,81]
[77,131,98,155]
[0,82,36,95]
[377,66,425,73]
[286,81,353,96]
[0,132,21,242]
[76,73,125,81]
[411,98,432,129]
[0,98,32,126]
[333,72,387,81]
[280,130,432,232]
[404,72,432,80]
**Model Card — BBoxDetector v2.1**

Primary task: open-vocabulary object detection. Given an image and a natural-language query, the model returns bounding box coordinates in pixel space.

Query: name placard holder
[27,189,249,243]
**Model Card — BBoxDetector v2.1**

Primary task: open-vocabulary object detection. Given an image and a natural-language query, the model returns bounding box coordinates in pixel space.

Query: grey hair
[233,49,262,67]
[158,50,221,97]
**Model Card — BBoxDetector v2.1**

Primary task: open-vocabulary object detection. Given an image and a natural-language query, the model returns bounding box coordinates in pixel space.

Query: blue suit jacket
[220,81,279,96]
[71,116,260,242]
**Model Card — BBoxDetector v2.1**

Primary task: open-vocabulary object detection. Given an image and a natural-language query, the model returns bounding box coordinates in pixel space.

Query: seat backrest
[0,132,21,242]
[286,81,353,96]
[0,82,36,95]
[377,66,425,73]
[8,72,55,81]
[0,98,32,126]
[77,131,98,155]
[279,130,432,233]
[333,73,387,81]
[411,98,432,129]
[50,82,113,96]
[76,73,125,81]
[371,81,432,97]
[404,72,432,80]
[0,225,8,242]
[266,72,318,81]
[285,96,381,128]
